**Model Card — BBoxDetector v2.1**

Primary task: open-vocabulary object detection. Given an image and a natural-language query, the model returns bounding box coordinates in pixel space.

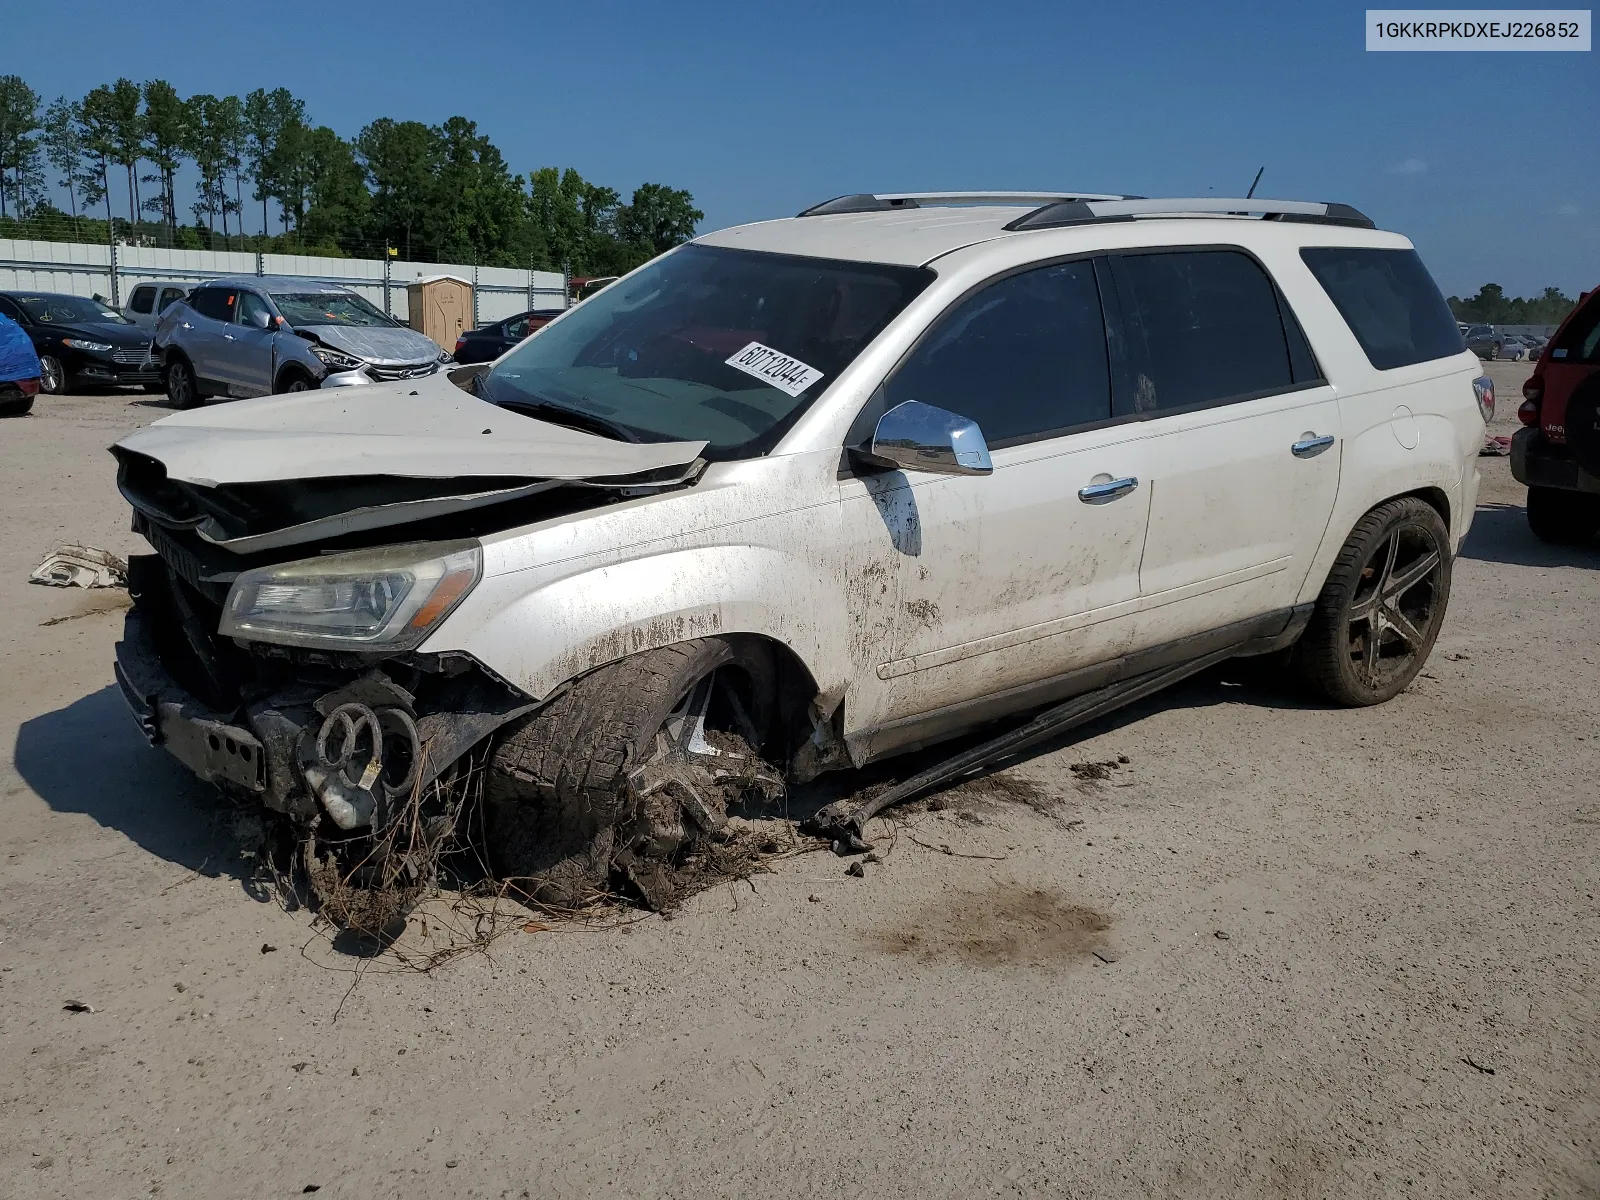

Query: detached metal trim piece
[804,644,1242,847]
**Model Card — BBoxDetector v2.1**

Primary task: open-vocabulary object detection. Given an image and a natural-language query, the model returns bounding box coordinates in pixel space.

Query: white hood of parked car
[115,372,707,488]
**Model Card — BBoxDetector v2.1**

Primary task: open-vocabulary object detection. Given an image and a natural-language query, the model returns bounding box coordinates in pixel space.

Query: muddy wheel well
[1401,486,1451,531]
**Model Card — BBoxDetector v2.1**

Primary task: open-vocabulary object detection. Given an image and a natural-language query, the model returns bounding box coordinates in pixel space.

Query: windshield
[16,295,132,325]
[479,244,932,458]
[270,291,396,329]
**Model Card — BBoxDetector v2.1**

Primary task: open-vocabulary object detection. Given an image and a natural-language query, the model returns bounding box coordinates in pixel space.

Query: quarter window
[1112,250,1298,415]
[883,259,1111,446]
[129,286,155,314]
[1300,247,1464,370]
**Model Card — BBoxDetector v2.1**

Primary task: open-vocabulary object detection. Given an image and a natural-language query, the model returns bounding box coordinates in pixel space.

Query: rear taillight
[454,338,466,354]
[17,377,39,397]
[1472,375,1495,423]
[1518,398,1541,426]
[1522,377,1542,403]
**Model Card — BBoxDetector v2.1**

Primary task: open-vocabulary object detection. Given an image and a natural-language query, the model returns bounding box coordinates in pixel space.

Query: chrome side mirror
[866,400,993,476]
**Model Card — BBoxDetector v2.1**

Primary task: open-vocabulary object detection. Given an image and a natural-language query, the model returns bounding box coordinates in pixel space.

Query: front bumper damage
[114,576,536,833]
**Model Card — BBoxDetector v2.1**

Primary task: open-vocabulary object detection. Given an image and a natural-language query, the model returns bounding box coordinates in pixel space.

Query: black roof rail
[797,191,1137,218]
[1004,197,1375,231]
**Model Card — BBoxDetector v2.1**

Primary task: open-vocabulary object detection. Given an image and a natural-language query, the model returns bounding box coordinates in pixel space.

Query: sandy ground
[1,363,1596,1199]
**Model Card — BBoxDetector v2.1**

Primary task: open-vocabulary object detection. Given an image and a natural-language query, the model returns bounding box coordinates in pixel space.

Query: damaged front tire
[483,638,780,909]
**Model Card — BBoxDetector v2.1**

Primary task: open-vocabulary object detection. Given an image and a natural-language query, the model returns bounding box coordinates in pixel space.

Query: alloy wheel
[38,355,64,395]
[1344,522,1445,690]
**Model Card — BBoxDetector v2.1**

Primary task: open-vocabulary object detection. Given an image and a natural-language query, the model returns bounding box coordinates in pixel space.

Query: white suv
[111,192,1491,905]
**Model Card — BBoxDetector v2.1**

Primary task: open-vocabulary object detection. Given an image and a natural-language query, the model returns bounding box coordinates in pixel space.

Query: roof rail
[797,191,1139,217]
[1004,197,1375,231]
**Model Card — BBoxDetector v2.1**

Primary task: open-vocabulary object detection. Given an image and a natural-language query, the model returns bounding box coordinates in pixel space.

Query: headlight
[63,338,114,352]
[220,541,481,650]
[310,344,366,371]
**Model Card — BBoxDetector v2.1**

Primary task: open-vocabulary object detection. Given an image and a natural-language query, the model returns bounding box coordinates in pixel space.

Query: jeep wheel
[165,358,202,410]
[483,638,777,908]
[1526,486,1600,545]
[1294,497,1452,706]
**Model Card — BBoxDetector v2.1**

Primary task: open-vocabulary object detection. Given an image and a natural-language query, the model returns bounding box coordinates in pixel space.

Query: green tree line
[0,74,702,274]
[1448,284,1580,326]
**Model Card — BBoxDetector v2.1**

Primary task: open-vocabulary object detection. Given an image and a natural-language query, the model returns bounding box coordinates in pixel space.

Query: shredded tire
[483,638,774,908]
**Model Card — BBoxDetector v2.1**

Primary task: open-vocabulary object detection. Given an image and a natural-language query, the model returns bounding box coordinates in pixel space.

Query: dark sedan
[452,309,564,364]
[0,291,161,394]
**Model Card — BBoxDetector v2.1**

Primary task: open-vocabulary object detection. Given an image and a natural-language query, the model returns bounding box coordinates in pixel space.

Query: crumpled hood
[114,371,707,488]
[299,323,442,366]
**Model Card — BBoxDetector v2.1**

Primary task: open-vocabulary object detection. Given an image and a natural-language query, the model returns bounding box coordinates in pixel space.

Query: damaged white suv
[112,192,1491,905]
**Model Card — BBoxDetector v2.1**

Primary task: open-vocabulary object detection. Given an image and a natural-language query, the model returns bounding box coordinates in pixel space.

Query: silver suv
[153,276,449,409]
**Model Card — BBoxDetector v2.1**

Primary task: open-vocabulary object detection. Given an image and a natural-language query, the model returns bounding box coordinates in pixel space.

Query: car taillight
[17,377,39,396]
[1518,398,1541,426]
[1472,375,1494,423]
[1522,377,1542,403]
[454,338,466,354]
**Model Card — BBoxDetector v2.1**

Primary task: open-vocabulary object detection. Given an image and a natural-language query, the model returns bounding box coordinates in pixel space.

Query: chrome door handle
[180,322,193,329]
[223,333,235,341]
[1292,434,1335,458]
[1078,476,1139,504]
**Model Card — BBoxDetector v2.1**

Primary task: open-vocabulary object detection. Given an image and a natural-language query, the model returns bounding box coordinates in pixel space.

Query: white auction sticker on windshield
[724,342,823,397]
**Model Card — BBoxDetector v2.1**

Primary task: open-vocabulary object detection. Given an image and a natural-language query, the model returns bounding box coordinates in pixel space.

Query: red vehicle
[1512,287,1600,543]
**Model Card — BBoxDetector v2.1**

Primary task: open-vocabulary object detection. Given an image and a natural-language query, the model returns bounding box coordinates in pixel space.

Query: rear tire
[1293,497,1452,706]
[0,395,33,417]
[483,638,775,907]
[1526,486,1600,545]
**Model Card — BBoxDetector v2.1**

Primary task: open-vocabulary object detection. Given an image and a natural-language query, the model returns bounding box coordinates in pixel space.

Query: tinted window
[1301,247,1464,369]
[129,286,154,314]
[883,260,1111,445]
[190,288,236,321]
[0,297,22,322]
[505,315,530,339]
[1114,250,1295,414]
[159,288,186,311]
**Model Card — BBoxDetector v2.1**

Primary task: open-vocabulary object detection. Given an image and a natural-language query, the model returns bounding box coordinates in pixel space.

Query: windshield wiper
[494,396,644,444]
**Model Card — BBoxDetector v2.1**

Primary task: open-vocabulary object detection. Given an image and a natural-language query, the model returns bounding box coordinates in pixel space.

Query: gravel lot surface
[1,362,1596,1198]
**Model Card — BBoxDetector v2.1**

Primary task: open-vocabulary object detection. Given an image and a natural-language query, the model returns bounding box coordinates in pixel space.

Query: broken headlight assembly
[310,344,367,372]
[220,541,482,651]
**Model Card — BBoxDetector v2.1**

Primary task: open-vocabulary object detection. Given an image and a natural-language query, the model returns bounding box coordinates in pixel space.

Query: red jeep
[1512,286,1600,543]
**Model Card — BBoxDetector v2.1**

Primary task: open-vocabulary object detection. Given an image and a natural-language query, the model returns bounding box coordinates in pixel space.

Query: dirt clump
[870,884,1111,968]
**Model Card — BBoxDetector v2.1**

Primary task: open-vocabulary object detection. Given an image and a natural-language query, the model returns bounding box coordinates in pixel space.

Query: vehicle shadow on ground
[12,684,266,893]
[1459,502,1600,568]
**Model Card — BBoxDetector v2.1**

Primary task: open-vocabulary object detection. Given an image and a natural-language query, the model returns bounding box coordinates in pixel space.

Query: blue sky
[4,0,1595,297]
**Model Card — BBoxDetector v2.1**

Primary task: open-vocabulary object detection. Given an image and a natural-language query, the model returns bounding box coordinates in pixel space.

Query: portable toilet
[405,275,473,351]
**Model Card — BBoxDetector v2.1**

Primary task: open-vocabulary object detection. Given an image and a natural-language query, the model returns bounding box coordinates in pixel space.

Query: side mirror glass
[865,400,993,476]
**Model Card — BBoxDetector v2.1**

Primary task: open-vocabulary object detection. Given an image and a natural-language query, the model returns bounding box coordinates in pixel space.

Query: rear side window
[884,259,1111,445]
[1112,250,1299,415]
[1552,296,1600,365]
[1301,247,1463,370]
[159,288,186,312]
[189,288,236,321]
[129,286,154,314]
